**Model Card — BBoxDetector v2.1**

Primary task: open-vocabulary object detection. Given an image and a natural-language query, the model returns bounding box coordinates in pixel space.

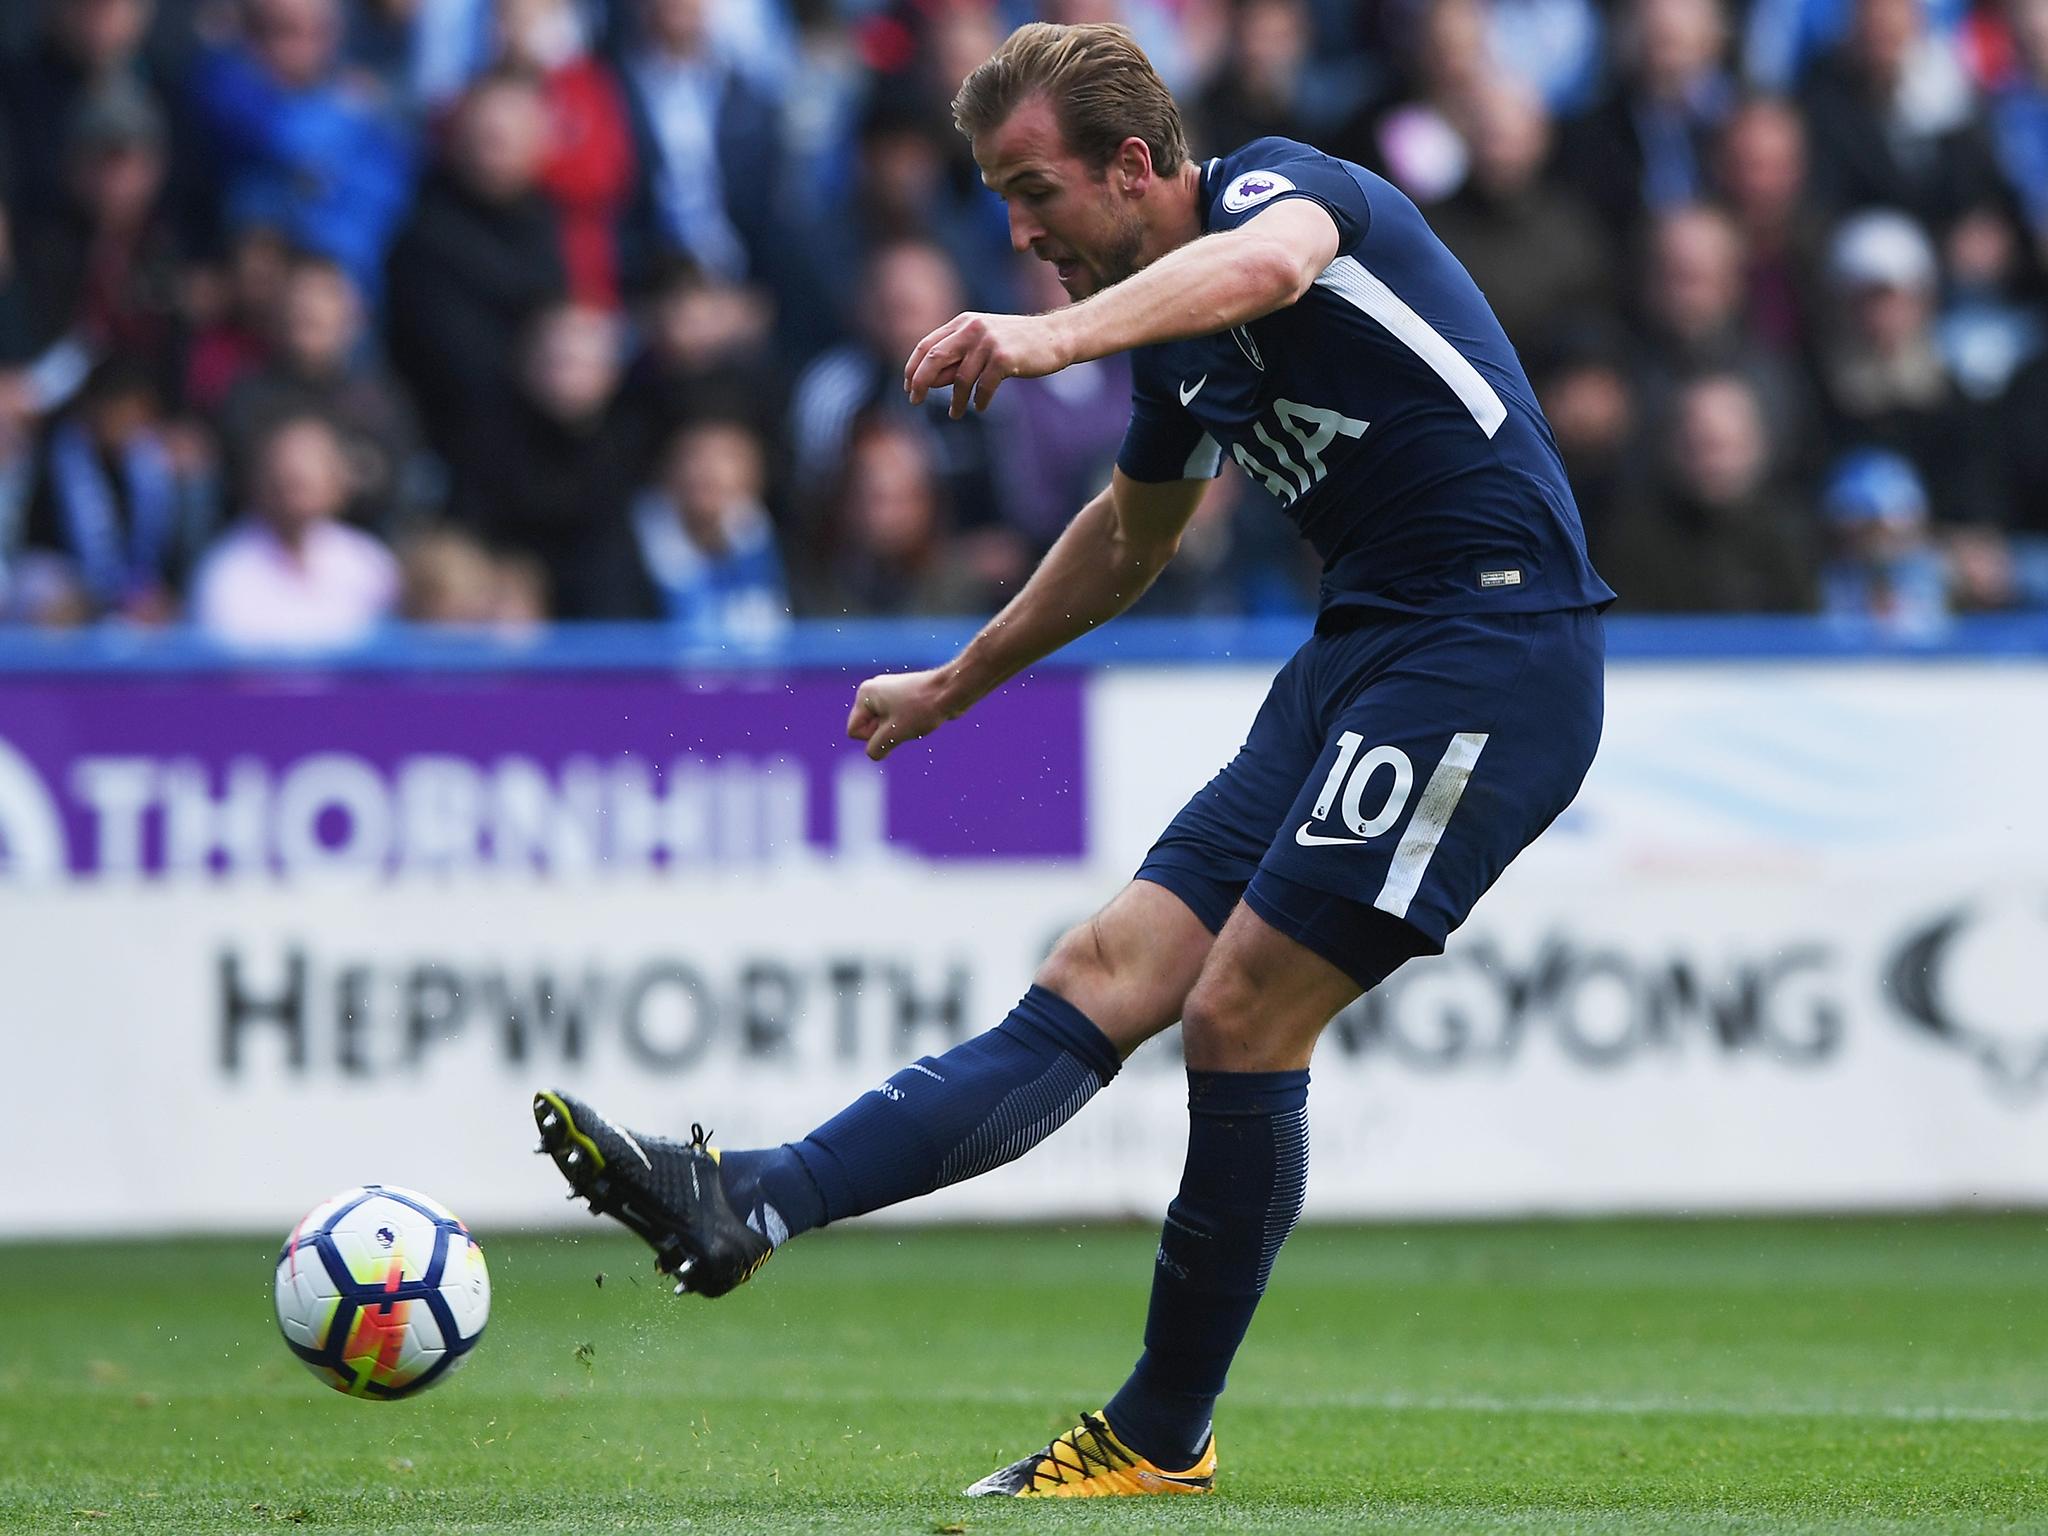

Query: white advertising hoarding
[2,660,2045,1233]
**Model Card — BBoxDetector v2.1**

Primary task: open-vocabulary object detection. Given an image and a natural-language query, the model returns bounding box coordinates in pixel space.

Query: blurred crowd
[1,0,2045,647]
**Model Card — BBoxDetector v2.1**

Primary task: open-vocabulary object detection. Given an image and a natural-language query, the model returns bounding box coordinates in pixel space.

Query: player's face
[975,96,1146,301]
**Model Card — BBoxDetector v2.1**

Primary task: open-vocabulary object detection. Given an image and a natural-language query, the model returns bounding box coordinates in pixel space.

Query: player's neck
[1136,161,1208,269]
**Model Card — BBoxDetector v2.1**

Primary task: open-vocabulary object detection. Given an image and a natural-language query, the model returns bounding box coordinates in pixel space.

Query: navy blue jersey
[1116,137,1615,618]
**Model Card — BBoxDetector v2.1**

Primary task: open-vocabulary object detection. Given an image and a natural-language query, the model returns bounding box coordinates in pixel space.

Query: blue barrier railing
[0,613,2044,673]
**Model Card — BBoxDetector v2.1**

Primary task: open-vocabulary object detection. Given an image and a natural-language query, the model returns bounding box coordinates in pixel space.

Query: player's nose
[1007,203,1042,253]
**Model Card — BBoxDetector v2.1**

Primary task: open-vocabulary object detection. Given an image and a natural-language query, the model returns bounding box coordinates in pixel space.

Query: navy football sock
[1105,1068,1310,1470]
[723,987,1122,1239]
[715,1144,827,1249]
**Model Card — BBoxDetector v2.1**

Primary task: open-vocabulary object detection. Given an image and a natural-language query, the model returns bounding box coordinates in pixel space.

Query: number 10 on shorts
[1299,729,1490,919]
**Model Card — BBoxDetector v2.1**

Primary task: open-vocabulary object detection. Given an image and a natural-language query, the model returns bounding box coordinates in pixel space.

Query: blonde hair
[952,22,1188,178]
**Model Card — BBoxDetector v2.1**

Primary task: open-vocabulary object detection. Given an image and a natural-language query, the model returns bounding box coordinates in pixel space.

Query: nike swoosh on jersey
[1178,375,1207,406]
[1294,821,1370,848]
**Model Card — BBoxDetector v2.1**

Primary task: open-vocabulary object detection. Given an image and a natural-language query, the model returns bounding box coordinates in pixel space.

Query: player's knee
[1179,962,1271,1071]
[1035,917,1120,1007]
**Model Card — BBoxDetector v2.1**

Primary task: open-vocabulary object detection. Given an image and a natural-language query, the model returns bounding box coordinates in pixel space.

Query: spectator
[630,418,789,644]
[804,414,986,618]
[1989,0,2048,273]
[1533,318,1642,546]
[186,0,414,300]
[220,252,421,531]
[1426,77,1615,362]
[3,182,52,585]
[497,0,637,311]
[1341,0,1494,204]
[1712,94,1827,357]
[1739,0,1975,91]
[786,240,1003,563]
[190,412,398,646]
[1192,0,1320,149]
[1816,447,1949,632]
[18,353,209,623]
[617,0,793,298]
[0,200,29,370]
[181,223,285,412]
[397,523,548,627]
[342,0,492,118]
[986,254,1133,554]
[14,79,187,395]
[822,93,1017,321]
[623,254,781,442]
[1132,473,1324,616]
[2002,345,2048,541]
[1631,203,1811,473]
[1799,0,2009,243]
[1036,0,1220,99]
[448,301,652,618]
[1560,0,1735,239]
[0,0,164,229]
[1600,370,1817,611]
[1815,208,2004,522]
[775,0,868,234]
[384,69,566,454]
[1487,0,1607,116]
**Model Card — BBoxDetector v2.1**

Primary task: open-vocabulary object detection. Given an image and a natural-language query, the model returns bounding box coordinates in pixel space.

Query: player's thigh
[1253,607,1605,966]
[1179,900,1366,1072]
[1034,878,1217,1056]
[1132,643,1324,936]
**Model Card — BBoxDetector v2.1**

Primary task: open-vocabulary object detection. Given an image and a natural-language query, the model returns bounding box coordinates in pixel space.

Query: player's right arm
[846,470,1204,761]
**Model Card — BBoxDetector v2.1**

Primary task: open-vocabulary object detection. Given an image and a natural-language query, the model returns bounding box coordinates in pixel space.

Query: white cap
[1828,209,1938,292]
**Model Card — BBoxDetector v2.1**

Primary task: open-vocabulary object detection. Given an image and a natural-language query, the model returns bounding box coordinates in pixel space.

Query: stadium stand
[1,0,2044,635]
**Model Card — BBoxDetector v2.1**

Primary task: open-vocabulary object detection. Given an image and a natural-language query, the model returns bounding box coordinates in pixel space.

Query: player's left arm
[906,200,1341,418]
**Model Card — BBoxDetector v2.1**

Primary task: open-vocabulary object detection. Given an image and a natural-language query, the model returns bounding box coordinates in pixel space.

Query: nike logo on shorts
[1179,375,1207,406]
[1294,821,1370,847]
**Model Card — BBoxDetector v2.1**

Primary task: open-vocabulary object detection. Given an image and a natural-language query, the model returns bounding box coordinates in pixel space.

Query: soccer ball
[274,1185,490,1399]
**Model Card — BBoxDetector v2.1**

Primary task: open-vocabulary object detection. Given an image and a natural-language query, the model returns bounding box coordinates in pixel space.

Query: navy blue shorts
[1136,606,1605,991]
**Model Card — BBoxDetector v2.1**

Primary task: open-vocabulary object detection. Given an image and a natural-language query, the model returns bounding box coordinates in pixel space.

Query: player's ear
[1112,135,1155,195]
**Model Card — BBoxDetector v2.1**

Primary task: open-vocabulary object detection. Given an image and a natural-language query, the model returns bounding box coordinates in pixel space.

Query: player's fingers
[908,343,958,406]
[846,687,881,740]
[904,319,958,389]
[903,335,939,397]
[906,318,969,400]
[917,317,991,405]
[916,351,966,408]
[951,342,996,419]
[865,725,897,762]
[972,359,1009,413]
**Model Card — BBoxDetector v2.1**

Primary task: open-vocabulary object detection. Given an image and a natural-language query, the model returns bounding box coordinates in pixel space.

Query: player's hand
[846,668,952,762]
[905,311,1071,418]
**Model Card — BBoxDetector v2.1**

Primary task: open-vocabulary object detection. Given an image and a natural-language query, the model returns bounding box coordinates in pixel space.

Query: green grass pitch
[4,1217,2048,1533]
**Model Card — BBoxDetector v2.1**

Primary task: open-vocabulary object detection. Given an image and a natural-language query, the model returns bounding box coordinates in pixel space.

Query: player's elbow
[1240,235,1320,311]
[1108,519,1182,583]
[1117,527,1182,577]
